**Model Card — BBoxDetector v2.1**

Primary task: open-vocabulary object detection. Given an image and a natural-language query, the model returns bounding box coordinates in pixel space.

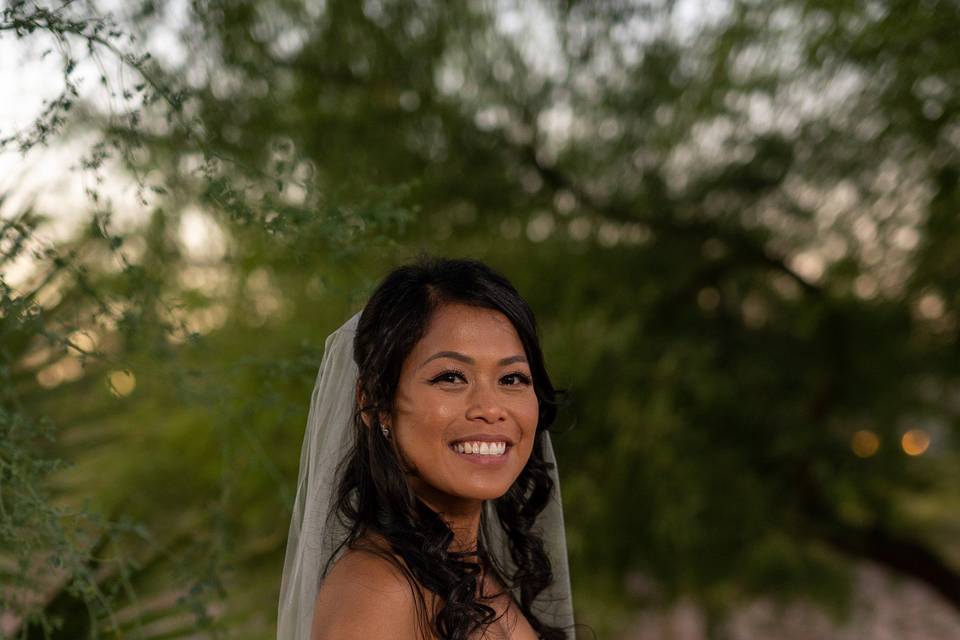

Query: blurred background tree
[2,0,958,638]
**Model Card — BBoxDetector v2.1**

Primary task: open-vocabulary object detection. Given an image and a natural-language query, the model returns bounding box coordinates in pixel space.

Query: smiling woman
[277,255,576,640]
[387,303,541,512]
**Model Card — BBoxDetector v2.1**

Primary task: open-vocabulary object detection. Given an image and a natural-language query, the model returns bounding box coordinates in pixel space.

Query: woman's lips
[448,443,512,466]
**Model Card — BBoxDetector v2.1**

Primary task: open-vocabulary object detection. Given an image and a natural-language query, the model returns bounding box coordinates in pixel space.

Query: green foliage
[2,0,959,638]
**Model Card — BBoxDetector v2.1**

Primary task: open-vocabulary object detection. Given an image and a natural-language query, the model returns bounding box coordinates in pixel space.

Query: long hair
[323,254,569,640]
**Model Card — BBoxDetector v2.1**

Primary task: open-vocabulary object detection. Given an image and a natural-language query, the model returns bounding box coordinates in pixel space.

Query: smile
[448,441,511,466]
[451,441,507,456]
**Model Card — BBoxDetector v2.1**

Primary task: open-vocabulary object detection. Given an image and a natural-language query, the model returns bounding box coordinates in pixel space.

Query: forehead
[412,304,523,354]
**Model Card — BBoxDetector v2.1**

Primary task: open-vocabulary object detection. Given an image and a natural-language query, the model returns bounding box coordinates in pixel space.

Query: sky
[0,34,77,214]
[0,6,187,286]
[0,0,189,208]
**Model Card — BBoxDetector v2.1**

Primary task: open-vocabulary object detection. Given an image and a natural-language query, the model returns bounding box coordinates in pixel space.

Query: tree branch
[819,521,960,610]
[519,142,823,298]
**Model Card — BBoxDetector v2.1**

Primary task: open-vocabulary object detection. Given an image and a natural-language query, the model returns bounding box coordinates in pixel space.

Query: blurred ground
[617,562,960,639]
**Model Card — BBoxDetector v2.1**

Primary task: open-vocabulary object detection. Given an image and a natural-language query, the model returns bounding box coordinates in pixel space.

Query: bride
[277,255,576,639]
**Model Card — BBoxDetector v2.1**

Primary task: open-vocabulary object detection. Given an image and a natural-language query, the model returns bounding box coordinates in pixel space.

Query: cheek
[416,394,461,430]
[512,395,540,460]
[395,392,458,444]
[517,394,540,432]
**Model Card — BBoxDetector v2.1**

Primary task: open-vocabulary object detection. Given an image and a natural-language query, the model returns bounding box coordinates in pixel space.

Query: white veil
[277,310,576,638]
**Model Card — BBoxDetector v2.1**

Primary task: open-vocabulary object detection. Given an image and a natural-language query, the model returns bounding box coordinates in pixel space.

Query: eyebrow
[419,351,528,369]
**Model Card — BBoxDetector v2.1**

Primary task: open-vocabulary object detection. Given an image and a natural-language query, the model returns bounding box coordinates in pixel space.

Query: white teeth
[452,441,508,456]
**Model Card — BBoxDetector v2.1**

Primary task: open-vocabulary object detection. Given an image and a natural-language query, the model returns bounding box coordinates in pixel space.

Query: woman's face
[387,303,539,506]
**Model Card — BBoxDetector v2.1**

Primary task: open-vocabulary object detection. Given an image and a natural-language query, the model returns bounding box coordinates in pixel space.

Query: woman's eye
[431,370,466,384]
[429,370,531,386]
[502,372,532,386]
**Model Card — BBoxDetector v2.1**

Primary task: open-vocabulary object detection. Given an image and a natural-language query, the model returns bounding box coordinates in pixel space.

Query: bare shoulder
[310,543,423,640]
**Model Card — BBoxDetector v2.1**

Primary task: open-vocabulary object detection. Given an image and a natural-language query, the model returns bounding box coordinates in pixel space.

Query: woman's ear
[356,383,373,428]
[356,382,391,429]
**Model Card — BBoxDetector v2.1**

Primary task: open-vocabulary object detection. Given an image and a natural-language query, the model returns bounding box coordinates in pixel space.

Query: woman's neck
[410,483,484,553]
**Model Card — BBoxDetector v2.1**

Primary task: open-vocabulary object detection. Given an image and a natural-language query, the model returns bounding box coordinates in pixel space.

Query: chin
[448,474,520,501]
[458,485,512,501]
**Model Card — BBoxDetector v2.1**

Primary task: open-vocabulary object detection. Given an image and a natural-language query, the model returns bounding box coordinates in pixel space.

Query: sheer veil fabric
[277,311,575,639]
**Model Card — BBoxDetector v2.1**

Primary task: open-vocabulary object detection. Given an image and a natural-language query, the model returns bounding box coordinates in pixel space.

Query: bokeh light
[108,370,137,398]
[901,429,930,456]
[851,430,880,458]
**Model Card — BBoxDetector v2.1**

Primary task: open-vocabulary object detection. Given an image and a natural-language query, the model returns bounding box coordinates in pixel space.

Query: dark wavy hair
[322,254,570,640]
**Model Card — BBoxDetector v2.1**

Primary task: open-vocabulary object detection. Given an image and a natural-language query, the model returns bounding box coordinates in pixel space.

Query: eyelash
[430,369,532,387]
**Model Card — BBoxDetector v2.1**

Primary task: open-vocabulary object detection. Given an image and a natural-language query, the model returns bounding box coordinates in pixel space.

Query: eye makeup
[428,369,532,386]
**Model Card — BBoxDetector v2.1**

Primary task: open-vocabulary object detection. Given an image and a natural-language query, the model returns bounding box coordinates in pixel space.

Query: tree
[2,0,958,637]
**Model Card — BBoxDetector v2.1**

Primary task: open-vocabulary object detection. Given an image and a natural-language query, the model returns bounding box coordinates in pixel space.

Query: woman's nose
[465,381,507,423]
